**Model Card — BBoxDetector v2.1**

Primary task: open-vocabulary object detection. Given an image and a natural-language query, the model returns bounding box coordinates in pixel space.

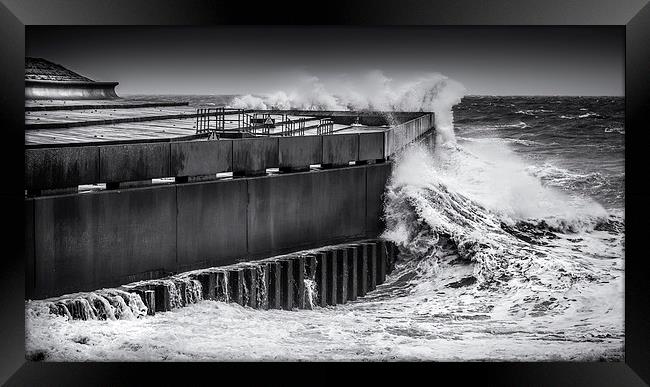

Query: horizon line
[119,92,624,98]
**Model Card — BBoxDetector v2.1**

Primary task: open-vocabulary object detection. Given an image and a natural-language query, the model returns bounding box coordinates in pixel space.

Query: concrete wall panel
[247,167,367,256]
[247,172,319,256]
[33,186,177,298]
[232,137,279,175]
[177,179,248,270]
[323,133,358,165]
[315,167,367,239]
[278,136,322,169]
[25,146,99,190]
[171,140,232,177]
[99,143,170,183]
[366,163,392,235]
[358,132,385,161]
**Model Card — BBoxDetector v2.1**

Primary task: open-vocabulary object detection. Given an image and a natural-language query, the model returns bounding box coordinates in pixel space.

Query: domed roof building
[25,57,119,100]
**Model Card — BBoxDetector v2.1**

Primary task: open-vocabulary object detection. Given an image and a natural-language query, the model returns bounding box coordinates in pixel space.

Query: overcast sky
[26,26,624,96]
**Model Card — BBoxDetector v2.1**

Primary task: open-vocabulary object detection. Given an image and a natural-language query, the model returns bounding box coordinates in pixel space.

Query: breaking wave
[515,109,553,115]
[559,112,603,120]
[457,136,555,147]
[381,137,623,336]
[604,126,625,134]
[526,163,616,193]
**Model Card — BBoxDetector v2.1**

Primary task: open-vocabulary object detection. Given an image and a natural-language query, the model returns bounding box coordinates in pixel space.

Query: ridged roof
[25,57,94,82]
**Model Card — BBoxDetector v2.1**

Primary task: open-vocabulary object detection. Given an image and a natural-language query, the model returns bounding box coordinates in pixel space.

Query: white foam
[229,70,465,146]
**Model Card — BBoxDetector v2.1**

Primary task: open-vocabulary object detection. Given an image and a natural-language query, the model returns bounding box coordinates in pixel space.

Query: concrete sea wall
[25,113,434,300]
[25,163,392,299]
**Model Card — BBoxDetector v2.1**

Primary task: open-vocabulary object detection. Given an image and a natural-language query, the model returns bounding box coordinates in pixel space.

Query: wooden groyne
[41,239,397,320]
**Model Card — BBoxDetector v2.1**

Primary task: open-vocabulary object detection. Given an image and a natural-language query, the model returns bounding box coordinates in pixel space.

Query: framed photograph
[1,0,648,385]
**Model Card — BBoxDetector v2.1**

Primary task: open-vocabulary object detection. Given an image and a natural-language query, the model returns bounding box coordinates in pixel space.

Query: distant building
[25,57,119,100]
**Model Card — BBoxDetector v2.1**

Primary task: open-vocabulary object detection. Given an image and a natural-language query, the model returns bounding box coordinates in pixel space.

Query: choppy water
[25,95,624,361]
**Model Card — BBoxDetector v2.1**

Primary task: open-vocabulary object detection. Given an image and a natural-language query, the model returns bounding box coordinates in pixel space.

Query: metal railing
[384,113,434,156]
[248,112,284,135]
[247,113,314,136]
[280,117,307,136]
[196,108,342,138]
[195,107,250,136]
[196,108,218,135]
[316,118,334,135]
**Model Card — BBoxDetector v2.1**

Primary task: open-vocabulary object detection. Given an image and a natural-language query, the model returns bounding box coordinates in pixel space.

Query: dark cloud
[26,26,623,96]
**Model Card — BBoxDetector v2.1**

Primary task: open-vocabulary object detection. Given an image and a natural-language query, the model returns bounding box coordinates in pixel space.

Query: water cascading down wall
[24,113,434,299]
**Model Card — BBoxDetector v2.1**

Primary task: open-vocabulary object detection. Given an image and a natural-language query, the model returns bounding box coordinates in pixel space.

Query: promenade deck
[23,98,388,146]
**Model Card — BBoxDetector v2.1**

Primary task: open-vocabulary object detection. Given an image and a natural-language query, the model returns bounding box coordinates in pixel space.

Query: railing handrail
[317,117,334,135]
[385,112,434,156]
[196,107,251,135]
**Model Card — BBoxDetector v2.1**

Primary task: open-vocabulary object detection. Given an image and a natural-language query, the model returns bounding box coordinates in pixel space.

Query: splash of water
[34,288,149,321]
[183,278,204,304]
[97,290,134,320]
[229,70,465,146]
[256,266,268,309]
[303,279,317,309]
[156,279,182,309]
[242,274,250,306]
[217,271,230,303]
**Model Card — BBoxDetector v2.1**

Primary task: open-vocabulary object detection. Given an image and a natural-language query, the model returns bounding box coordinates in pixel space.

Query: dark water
[453,96,624,211]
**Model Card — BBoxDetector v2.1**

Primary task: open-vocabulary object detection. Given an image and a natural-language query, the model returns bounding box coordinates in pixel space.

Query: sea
[25,95,625,361]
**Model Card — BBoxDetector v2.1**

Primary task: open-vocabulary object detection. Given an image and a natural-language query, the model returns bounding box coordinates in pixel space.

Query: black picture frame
[1,0,648,385]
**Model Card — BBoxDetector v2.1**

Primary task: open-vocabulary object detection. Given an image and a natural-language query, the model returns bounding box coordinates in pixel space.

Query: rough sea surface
[25,95,624,361]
